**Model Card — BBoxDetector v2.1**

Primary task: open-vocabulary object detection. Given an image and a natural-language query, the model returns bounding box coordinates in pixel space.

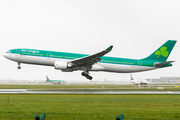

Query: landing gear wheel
[86,75,92,80]
[17,62,21,69]
[81,72,86,76]
[89,76,92,80]
[81,72,93,80]
[17,66,21,69]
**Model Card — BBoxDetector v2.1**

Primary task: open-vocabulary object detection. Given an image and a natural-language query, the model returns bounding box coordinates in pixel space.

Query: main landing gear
[17,62,21,69]
[81,72,92,80]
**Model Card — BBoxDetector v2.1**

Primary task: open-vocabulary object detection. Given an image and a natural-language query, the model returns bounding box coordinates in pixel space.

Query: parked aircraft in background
[46,76,65,84]
[130,74,149,85]
[3,40,176,80]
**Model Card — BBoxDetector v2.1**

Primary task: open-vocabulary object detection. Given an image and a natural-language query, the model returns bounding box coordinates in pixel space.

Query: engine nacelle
[54,61,68,70]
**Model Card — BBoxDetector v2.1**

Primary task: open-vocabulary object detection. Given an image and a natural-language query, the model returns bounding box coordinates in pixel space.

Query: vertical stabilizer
[46,76,50,81]
[142,40,176,62]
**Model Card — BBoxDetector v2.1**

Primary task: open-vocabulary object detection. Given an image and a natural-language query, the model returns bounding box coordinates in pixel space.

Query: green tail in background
[142,40,177,62]
[46,76,50,81]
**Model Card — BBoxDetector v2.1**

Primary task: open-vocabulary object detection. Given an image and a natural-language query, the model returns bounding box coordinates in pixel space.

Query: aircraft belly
[9,54,55,66]
[91,64,106,71]
[16,55,74,67]
[97,63,156,73]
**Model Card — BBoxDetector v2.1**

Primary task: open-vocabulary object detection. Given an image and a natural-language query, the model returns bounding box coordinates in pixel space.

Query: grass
[0,94,179,120]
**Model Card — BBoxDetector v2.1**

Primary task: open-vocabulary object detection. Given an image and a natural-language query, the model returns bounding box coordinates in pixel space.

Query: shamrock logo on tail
[155,46,169,58]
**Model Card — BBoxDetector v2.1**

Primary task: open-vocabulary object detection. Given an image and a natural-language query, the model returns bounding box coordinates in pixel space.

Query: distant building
[146,78,160,83]
[160,77,180,83]
[146,77,180,83]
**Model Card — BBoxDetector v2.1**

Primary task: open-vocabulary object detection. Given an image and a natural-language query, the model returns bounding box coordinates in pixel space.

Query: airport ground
[0,84,179,120]
[0,83,179,91]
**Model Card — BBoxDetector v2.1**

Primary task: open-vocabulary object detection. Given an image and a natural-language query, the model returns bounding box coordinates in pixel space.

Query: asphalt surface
[0,89,180,94]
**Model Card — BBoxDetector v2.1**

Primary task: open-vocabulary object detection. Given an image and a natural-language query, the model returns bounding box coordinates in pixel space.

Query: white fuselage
[3,52,156,73]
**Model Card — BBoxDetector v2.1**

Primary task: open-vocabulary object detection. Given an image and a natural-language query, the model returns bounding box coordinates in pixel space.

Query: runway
[0,89,180,94]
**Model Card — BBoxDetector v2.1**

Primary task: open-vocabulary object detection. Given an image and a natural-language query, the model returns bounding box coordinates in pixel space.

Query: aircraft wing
[69,46,113,68]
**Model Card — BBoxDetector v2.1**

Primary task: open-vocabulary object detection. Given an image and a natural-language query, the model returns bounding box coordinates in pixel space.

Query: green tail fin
[142,40,176,62]
[46,76,50,81]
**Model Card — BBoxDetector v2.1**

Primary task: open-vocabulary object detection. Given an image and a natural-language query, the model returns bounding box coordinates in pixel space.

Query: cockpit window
[7,51,11,53]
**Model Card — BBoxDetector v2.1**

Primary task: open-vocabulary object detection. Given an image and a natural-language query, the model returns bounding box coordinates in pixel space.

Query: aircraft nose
[3,53,8,58]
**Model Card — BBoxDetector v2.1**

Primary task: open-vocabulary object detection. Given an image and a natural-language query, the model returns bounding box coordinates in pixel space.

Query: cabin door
[137,61,142,67]
[47,52,52,58]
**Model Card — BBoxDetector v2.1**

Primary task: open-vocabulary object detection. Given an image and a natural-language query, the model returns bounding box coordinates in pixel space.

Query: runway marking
[168,91,172,94]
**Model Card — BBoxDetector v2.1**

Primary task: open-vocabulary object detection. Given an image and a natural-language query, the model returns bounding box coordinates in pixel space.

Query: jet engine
[54,61,69,70]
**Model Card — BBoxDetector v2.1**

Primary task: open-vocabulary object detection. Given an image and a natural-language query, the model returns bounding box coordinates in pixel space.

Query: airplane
[130,74,149,85]
[3,40,176,80]
[46,76,65,84]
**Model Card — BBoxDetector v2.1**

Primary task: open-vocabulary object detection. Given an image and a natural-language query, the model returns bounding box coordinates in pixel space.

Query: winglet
[106,46,113,51]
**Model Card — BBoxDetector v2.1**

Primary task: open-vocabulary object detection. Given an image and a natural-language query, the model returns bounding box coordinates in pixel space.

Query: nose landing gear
[81,72,92,80]
[17,62,21,69]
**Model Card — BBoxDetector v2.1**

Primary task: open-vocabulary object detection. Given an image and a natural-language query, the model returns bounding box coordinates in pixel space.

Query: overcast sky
[0,0,180,81]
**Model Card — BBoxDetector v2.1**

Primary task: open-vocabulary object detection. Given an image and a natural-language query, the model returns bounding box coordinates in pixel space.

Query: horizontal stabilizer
[154,61,175,68]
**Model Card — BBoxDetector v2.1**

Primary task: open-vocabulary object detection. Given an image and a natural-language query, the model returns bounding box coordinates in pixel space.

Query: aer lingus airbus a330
[3,40,176,80]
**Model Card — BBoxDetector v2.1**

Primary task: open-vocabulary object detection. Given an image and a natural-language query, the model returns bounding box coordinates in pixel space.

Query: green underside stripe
[63,56,77,59]
[101,60,135,65]
[22,52,44,56]
[51,55,63,58]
